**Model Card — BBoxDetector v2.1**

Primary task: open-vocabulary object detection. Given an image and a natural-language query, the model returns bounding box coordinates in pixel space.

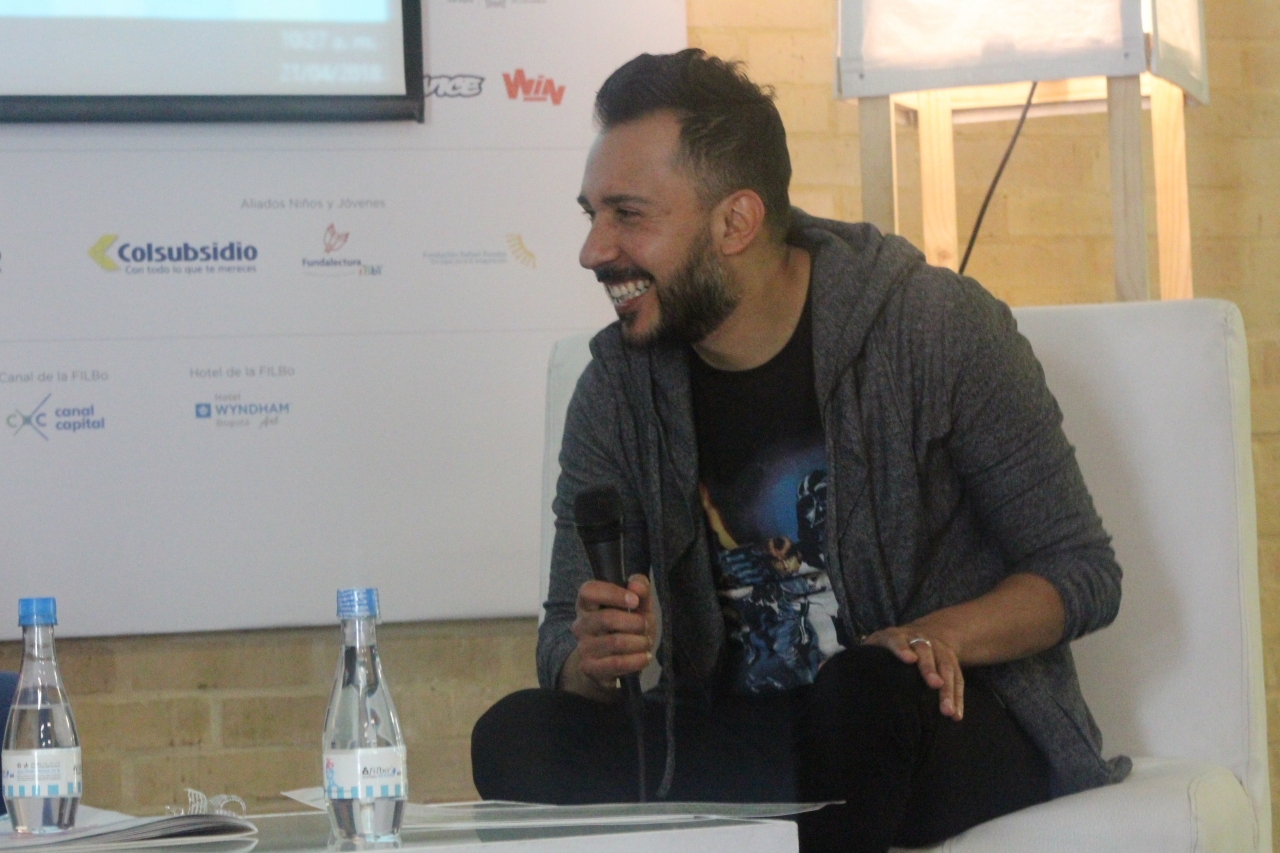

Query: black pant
[471,646,1051,853]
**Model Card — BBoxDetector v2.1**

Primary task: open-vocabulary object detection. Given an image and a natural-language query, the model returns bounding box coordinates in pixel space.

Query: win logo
[502,69,564,106]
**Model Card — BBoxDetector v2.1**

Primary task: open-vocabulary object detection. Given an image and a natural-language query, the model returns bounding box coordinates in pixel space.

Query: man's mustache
[594,264,654,285]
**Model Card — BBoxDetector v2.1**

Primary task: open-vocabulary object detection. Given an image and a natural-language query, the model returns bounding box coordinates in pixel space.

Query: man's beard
[620,232,739,348]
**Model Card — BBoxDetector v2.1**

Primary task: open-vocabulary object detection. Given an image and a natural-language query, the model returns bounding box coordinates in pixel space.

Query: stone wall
[0,620,536,813]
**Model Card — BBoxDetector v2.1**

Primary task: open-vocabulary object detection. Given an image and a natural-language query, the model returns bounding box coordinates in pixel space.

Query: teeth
[605,278,652,307]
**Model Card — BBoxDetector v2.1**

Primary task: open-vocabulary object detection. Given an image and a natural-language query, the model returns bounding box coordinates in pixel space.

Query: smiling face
[578,111,740,347]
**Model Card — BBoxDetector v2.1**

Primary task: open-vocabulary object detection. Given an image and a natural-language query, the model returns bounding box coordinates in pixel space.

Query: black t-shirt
[689,298,847,693]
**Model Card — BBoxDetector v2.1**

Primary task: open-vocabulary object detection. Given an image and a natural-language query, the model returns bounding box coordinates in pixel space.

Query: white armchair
[540,299,1270,853]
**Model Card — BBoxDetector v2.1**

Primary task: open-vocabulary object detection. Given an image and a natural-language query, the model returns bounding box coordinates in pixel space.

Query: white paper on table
[283,788,836,831]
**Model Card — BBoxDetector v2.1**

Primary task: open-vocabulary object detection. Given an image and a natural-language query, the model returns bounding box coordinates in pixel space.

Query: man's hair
[594,49,792,240]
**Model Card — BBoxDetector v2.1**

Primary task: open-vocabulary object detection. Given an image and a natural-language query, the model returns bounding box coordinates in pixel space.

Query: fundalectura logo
[503,69,564,105]
[303,224,380,277]
[425,74,484,98]
[323,224,349,254]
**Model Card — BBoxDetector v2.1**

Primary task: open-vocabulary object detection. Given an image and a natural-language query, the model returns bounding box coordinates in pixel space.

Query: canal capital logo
[7,395,105,440]
[6,394,49,439]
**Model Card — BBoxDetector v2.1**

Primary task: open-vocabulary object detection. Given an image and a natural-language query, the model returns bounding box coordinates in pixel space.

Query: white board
[0,0,686,639]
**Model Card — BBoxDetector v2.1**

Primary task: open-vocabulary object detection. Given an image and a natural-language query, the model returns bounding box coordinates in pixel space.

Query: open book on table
[284,787,834,831]
[0,806,255,850]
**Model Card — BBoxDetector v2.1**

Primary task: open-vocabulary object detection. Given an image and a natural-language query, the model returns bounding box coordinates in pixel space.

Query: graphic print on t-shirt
[700,440,846,694]
[690,295,846,694]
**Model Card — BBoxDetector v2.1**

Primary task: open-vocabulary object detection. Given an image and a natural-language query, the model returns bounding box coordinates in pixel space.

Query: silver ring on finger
[907,637,932,649]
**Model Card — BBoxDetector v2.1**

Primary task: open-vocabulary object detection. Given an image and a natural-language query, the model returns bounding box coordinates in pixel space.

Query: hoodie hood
[786,211,926,400]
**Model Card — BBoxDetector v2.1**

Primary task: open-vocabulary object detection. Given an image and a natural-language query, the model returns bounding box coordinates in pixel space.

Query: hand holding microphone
[573,485,651,801]
[571,487,654,695]
[571,575,654,692]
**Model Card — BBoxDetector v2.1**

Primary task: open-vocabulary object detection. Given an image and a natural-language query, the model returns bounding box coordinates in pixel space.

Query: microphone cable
[628,686,646,802]
[959,81,1038,276]
[574,485,647,802]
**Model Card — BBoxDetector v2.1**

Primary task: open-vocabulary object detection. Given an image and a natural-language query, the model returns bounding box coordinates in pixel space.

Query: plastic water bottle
[322,588,406,843]
[2,598,81,833]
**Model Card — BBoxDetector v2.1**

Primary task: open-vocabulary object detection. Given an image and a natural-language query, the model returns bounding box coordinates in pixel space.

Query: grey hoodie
[539,211,1131,797]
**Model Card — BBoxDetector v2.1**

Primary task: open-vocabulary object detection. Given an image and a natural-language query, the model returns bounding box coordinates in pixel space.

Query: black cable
[630,698,646,802]
[958,81,1038,276]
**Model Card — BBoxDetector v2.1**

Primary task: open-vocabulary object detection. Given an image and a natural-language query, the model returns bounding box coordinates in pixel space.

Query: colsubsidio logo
[503,69,564,105]
[7,395,104,440]
[425,74,483,98]
[88,235,258,271]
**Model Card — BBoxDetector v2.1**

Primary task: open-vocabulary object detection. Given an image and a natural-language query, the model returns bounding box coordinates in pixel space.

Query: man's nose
[579,219,618,271]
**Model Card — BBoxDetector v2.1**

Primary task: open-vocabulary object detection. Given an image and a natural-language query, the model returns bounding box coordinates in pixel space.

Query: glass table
[185,811,798,853]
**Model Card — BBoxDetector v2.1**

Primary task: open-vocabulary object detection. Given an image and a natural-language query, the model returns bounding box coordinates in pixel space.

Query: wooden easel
[858,74,1193,301]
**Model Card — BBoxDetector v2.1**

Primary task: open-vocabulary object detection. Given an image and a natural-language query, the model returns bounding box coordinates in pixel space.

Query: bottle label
[2,747,82,799]
[323,746,406,800]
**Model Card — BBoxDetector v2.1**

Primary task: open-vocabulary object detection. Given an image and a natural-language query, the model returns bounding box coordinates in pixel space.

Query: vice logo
[502,69,564,105]
[425,74,483,98]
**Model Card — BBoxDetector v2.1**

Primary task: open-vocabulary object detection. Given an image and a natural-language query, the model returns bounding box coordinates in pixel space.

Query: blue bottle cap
[337,588,379,620]
[18,598,56,627]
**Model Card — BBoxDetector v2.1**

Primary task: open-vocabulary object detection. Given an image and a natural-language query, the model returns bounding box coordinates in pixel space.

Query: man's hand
[863,626,964,721]
[863,573,1068,723]
[558,574,656,701]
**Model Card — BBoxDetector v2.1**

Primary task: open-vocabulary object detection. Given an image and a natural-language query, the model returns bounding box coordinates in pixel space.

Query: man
[472,50,1128,853]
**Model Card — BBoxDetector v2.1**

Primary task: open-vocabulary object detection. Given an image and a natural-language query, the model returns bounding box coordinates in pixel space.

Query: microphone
[574,485,646,801]
[574,485,627,586]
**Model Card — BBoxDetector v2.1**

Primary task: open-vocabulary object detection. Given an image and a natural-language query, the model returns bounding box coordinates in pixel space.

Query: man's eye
[581,209,595,222]
[616,208,639,220]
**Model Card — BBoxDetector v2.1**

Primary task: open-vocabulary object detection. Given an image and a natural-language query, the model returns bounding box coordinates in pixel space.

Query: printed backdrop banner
[0,0,686,639]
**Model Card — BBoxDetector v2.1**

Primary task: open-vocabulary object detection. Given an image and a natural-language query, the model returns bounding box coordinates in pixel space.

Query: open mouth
[604,278,653,308]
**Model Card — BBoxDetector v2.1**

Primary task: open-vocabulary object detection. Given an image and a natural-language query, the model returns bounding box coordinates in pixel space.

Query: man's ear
[711,189,767,257]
